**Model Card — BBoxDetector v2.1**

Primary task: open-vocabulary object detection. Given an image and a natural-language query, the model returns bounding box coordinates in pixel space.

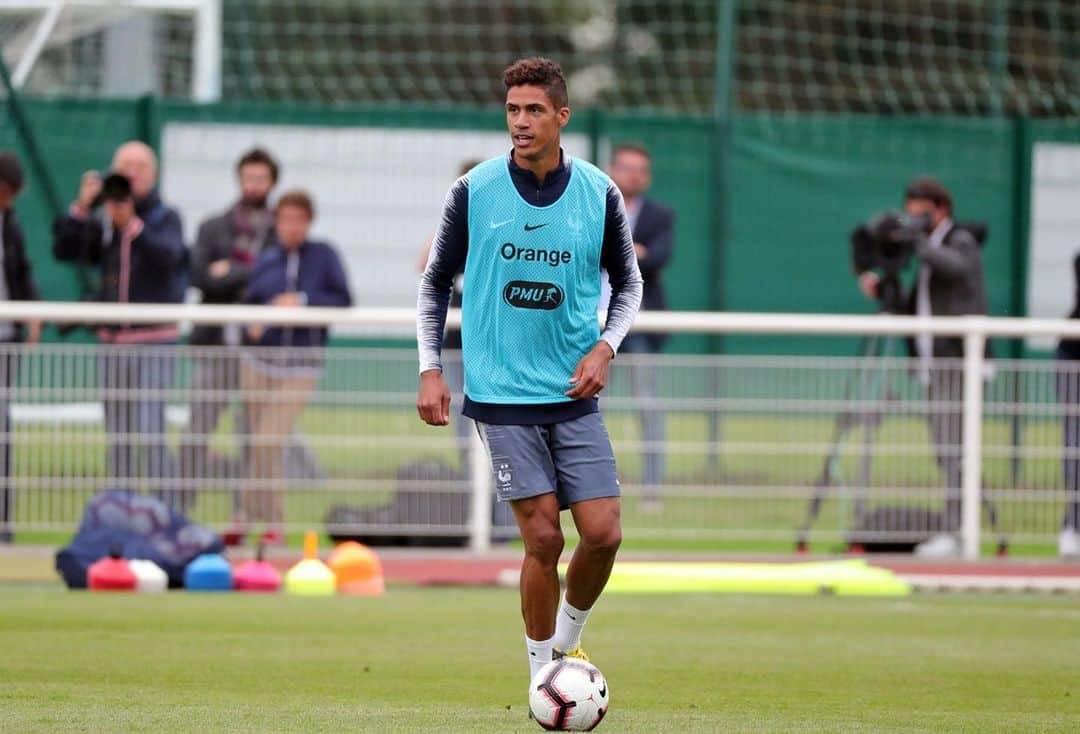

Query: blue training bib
[462,155,609,404]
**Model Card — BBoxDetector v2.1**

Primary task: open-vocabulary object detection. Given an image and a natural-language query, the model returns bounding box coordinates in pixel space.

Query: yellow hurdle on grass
[561,559,911,597]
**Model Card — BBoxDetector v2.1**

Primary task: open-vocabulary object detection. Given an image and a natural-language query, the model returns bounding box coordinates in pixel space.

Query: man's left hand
[634,243,647,260]
[566,341,615,399]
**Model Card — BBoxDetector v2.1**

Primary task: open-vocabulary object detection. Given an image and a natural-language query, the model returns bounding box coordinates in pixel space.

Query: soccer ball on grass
[528,658,609,731]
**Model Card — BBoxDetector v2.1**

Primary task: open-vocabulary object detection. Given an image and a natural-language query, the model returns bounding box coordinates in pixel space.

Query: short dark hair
[905,176,953,215]
[237,147,280,183]
[611,142,651,163]
[0,151,25,192]
[503,57,569,109]
[276,189,315,220]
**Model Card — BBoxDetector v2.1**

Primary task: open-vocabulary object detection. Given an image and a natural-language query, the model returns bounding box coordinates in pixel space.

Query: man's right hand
[858,271,880,300]
[417,369,451,426]
[75,170,102,211]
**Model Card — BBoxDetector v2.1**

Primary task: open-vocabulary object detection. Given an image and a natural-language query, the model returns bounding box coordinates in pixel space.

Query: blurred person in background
[857,177,988,558]
[608,143,675,511]
[183,148,280,523]
[1053,252,1080,559]
[52,141,187,509]
[239,190,351,545]
[0,152,43,543]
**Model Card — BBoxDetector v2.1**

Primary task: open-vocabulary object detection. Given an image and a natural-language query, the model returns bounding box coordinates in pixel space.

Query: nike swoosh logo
[489,218,513,229]
[524,223,547,231]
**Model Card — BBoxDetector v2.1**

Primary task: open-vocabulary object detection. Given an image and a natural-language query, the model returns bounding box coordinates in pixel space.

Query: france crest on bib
[462,156,609,404]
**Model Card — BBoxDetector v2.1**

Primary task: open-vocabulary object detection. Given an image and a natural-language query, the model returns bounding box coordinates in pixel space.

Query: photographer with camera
[52,141,187,509]
[855,177,989,558]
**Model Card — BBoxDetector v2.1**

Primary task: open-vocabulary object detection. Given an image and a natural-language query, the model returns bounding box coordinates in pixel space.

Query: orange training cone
[328,541,385,596]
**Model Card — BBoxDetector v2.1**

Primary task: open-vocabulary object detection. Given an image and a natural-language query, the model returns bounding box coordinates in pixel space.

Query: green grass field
[2,587,1078,733]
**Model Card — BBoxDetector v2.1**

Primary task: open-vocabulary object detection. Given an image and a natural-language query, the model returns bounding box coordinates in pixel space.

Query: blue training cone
[185,553,233,592]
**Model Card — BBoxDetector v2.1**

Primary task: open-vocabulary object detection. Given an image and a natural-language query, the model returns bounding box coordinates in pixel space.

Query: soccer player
[416,57,643,689]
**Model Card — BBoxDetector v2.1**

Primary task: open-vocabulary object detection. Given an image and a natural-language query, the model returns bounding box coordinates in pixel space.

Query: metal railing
[2,302,1079,558]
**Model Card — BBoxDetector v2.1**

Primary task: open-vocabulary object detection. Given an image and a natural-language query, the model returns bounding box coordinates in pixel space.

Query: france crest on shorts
[462,155,608,404]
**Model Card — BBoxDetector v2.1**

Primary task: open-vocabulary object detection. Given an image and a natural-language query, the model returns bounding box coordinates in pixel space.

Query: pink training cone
[234,544,282,592]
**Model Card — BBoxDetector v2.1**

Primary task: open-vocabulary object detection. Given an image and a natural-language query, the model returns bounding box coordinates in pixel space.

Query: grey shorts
[475,412,621,510]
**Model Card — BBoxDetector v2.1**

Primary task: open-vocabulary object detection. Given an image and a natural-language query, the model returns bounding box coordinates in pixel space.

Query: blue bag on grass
[55,490,222,589]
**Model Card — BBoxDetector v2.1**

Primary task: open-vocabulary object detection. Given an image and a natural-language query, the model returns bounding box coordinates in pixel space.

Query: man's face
[904,198,947,230]
[0,181,15,212]
[239,163,275,208]
[609,150,652,200]
[275,204,310,250]
[505,85,569,162]
[111,144,157,201]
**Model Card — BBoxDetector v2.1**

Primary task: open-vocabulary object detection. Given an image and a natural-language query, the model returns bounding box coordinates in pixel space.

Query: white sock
[552,595,591,653]
[525,635,554,681]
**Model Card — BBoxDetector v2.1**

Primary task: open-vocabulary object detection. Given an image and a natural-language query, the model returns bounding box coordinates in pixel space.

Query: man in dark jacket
[858,177,989,557]
[0,152,42,542]
[609,143,675,509]
[182,148,279,499]
[52,141,187,509]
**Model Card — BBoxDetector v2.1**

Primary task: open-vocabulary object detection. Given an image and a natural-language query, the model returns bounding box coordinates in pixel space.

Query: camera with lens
[851,210,989,313]
[90,172,133,210]
[850,211,931,276]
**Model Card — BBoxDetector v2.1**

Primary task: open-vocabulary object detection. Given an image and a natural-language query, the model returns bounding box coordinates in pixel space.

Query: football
[528,658,609,731]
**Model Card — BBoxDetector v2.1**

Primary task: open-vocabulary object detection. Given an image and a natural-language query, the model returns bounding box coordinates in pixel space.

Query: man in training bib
[416,58,642,689]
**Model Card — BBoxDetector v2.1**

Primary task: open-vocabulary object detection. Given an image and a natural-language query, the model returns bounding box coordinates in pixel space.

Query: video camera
[850,211,931,276]
[851,211,989,312]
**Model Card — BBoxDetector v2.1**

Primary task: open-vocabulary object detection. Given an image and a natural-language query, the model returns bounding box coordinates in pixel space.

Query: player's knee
[581,525,621,555]
[523,523,564,563]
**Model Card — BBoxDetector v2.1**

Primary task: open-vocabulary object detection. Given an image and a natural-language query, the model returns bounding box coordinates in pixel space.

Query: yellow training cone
[284,531,337,596]
[328,541,385,596]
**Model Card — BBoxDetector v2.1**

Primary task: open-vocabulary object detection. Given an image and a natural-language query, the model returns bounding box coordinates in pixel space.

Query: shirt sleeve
[417,176,470,373]
[599,182,644,354]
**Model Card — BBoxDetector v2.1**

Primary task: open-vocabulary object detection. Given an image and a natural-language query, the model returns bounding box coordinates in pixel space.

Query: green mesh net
[736,0,1080,116]
[3,1,1079,116]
